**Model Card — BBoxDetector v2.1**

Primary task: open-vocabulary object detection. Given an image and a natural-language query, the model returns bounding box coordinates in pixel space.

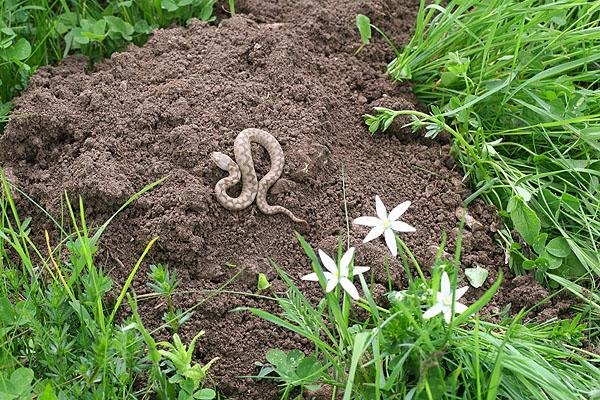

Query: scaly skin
[212,128,307,224]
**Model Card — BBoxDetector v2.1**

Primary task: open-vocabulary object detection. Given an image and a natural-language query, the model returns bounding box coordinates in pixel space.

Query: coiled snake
[211,128,307,224]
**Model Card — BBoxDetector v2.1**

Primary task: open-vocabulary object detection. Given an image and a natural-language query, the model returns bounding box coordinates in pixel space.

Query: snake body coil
[212,128,306,224]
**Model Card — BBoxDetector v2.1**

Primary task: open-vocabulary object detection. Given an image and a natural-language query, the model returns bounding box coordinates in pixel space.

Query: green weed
[148,263,193,333]
[0,174,217,398]
[246,232,600,399]
[0,0,217,125]
[363,0,600,281]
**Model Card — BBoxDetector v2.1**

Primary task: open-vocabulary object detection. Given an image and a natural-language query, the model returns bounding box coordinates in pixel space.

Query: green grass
[244,232,600,400]
[0,0,220,124]
[364,0,600,282]
[0,175,219,399]
[2,0,600,398]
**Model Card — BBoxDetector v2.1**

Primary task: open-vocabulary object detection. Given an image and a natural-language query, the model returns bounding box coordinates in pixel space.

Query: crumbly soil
[0,0,570,398]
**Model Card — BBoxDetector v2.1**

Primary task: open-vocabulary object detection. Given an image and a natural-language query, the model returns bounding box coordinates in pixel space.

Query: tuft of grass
[0,174,217,399]
[246,232,600,400]
[0,0,218,125]
[364,0,600,282]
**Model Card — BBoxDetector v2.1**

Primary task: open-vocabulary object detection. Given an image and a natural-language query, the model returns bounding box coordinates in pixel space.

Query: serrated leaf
[464,266,488,288]
[356,14,371,45]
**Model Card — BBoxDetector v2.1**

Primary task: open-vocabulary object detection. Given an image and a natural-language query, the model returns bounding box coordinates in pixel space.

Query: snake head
[211,151,234,171]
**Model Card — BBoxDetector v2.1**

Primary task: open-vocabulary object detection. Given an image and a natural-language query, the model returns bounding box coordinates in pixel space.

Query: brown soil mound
[0,0,565,398]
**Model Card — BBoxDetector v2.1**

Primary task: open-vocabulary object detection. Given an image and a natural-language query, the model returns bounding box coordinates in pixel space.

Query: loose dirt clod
[0,0,566,398]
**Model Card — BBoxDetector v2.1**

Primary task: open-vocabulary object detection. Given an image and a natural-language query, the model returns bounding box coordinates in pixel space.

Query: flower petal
[389,201,411,221]
[384,228,398,257]
[391,220,416,233]
[363,225,385,243]
[339,277,360,300]
[440,272,451,296]
[301,272,319,281]
[454,302,468,314]
[339,247,355,276]
[353,216,381,227]
[375,195,388,220]
[422,303,443,319]
[443,308,452,324]
[352,266,370,276]
[325,277,338,293]
[455,286,469,300]
[319,249,338,274]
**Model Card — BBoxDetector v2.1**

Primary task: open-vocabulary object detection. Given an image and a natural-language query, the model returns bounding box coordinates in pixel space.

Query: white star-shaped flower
[301,247,369,300]
[423,271,469,324]
[353,195,416,257]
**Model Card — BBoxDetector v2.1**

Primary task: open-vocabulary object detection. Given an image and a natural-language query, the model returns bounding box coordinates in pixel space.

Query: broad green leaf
[546,237,570,258]
[6,38,31,60]
[296,356,321,381]
[71,28,90,45]
[0,27,15,37]
[38,384,58,400]
[161,0,179,12]
[104,16,134,40]
[532,233,548,255]
[0,297,15,326]
[441,71,457,86]
[554,251,587,279]
[14,301,35,326]
[92,19,107,35]
[10,368,34,395]
[199,1,216,21]
[508,196,540,245]
[134,20,153,34]
[286,349,304,369]
[193,388,216,399]
[544,252,563,270]
[514,186,531,202]
[356,14,372,45]
[257,273,270,291]
[265,349,286,368]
